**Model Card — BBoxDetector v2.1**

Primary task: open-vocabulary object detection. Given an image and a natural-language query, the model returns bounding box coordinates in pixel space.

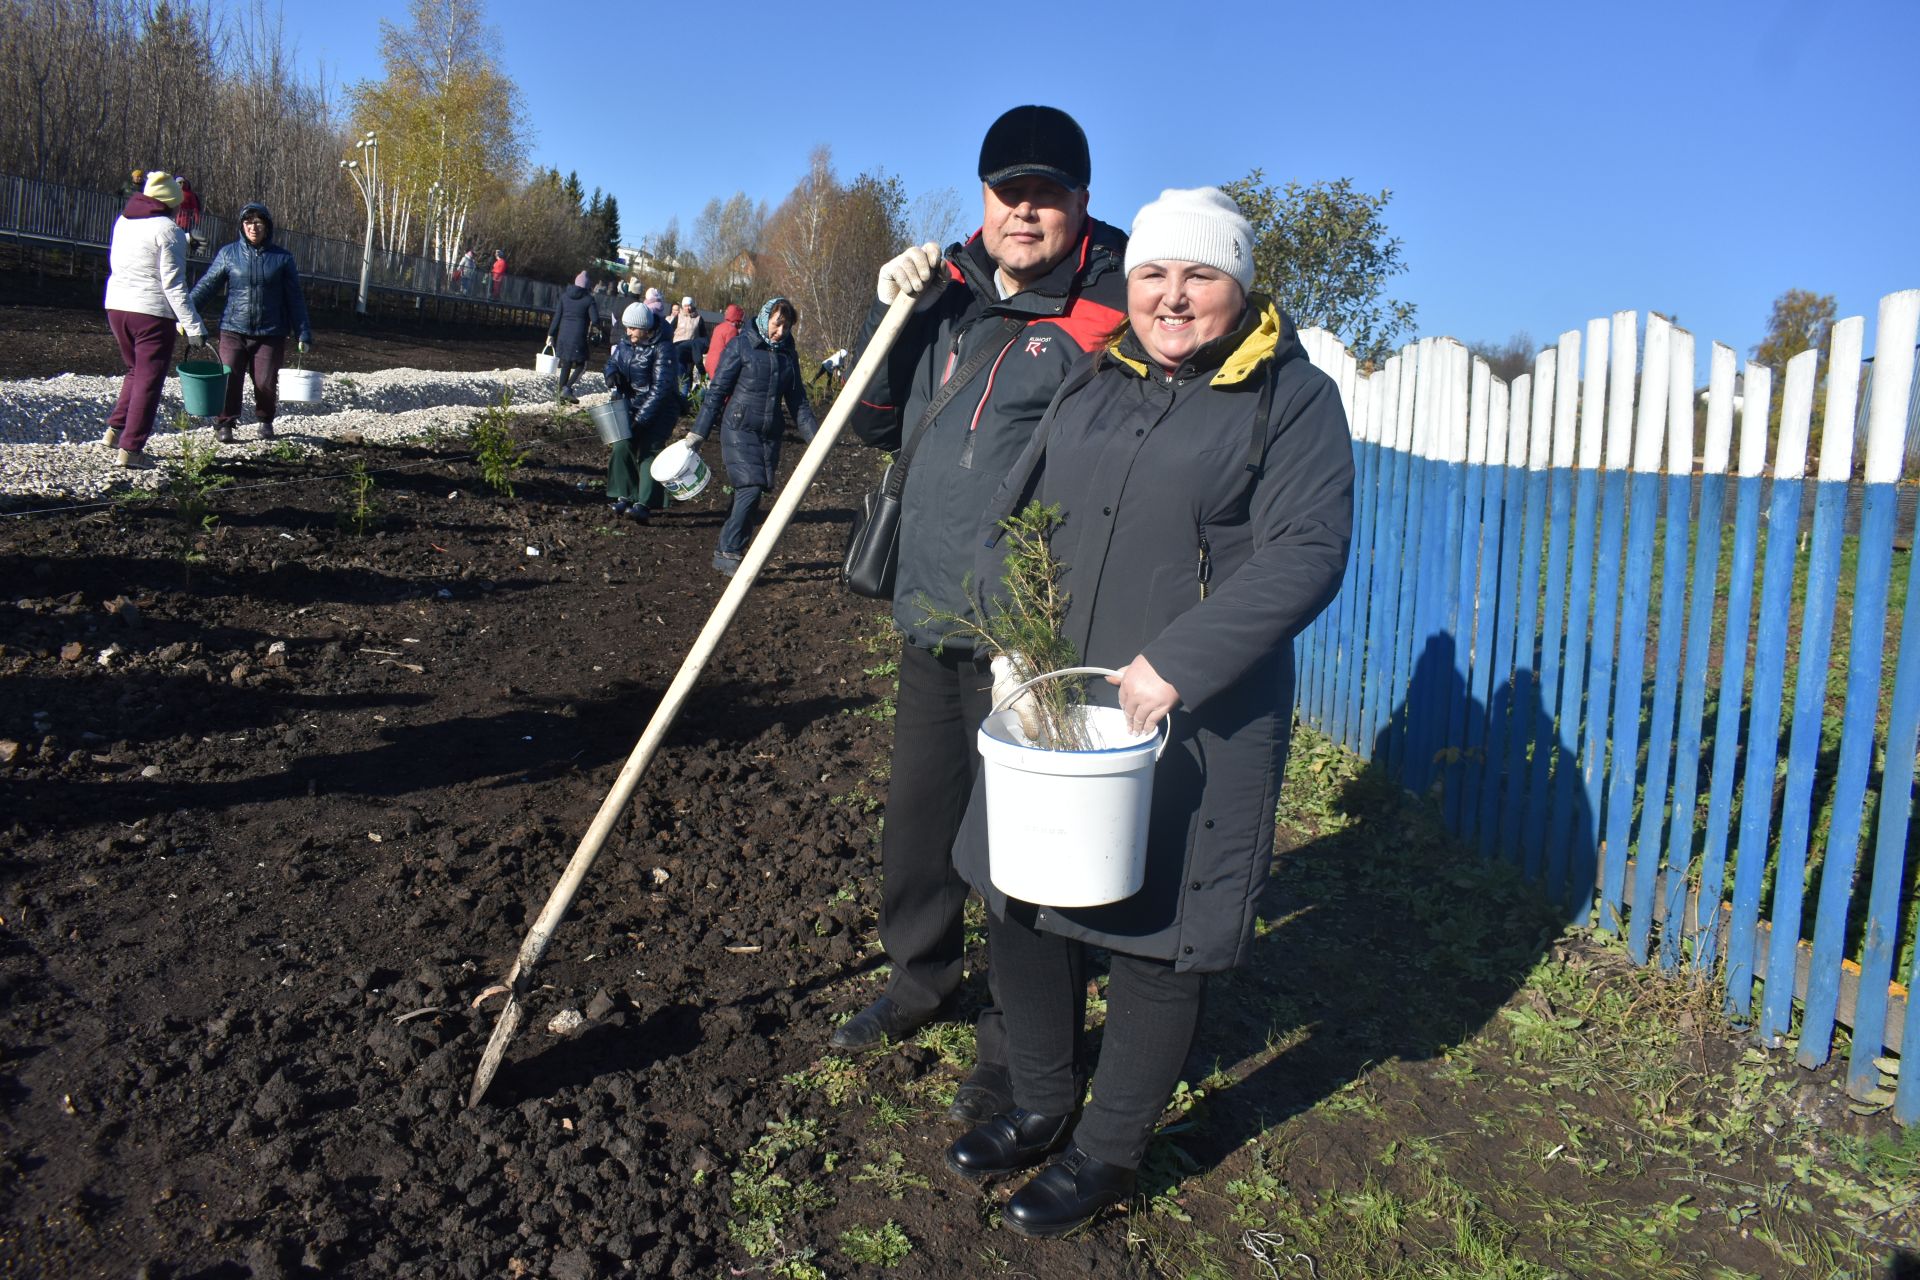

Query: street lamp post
[340,131,378,316]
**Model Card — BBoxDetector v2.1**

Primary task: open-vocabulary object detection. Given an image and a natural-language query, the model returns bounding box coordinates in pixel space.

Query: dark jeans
[719,484,762,555]
[674,339,699,392]
[215,331,288,427]
[879,641,1005,1066]
[990,903,1205,1169]
[106,309,175,452]
[557,360,584,398]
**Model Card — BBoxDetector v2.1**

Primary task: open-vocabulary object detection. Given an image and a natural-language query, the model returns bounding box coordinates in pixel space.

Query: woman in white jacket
[102,171,207,468]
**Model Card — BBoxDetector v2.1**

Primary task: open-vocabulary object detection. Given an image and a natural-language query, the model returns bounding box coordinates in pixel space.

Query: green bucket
[177,359,229,417]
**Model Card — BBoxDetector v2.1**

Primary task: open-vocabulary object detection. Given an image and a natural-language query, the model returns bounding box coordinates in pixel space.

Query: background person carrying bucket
[942,188,1354,1238]
[101,170,208,469]
[188,202,312,444]
[601,301,679,523]
[545,270,598,403]
[683,297,818,578]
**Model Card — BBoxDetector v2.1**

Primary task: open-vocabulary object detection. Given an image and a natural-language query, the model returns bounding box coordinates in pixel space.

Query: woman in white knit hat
[941,187,1355,1237]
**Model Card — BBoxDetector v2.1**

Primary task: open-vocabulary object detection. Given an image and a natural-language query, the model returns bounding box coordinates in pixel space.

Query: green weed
[838,1220,911,1267]
[781,1055,865,1106]
[850,1152,929,1200]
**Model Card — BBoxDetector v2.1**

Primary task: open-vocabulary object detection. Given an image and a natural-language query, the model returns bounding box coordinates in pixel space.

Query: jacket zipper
[1197,527,1212,599]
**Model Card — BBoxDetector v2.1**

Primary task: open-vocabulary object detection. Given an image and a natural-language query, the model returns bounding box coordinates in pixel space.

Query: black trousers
[990,902,1205,1170]
[878,641,1004,1065]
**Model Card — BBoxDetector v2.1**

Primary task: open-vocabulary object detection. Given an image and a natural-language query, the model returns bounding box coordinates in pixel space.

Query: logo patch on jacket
[1024,335,1052,358]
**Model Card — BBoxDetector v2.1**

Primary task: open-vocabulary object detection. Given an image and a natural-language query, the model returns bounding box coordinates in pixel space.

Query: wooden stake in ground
[468,290,920,1107]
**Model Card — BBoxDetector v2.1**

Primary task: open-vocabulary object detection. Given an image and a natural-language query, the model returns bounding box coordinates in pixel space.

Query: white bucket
[534,349,560,375]
[277,367,324,403]
[976,667,1166,908]
[649,437,710,501]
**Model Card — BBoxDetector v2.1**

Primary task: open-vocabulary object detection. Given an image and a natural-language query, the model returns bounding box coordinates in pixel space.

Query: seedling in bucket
[924,501,1088,750]
[277,353,324,404]
[978,666,1167,908]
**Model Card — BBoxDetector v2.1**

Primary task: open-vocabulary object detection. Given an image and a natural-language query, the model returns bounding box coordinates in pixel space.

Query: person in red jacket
[703,303,745,379]
[174,177,204,250]
[490,250,507,300]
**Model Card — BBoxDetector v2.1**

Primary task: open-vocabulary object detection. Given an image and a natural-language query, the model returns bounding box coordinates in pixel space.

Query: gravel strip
[0,365,608,503]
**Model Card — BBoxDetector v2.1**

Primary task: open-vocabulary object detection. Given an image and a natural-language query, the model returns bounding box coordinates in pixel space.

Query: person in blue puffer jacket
[189,202,312,443]
[602,301,680,522]
[685,296,819,575]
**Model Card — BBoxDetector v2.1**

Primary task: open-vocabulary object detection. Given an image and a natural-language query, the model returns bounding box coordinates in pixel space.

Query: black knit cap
[977,105,1090,192]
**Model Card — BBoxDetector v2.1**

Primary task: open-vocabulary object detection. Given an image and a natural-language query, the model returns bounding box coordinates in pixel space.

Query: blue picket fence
[1295,290,1920,1121]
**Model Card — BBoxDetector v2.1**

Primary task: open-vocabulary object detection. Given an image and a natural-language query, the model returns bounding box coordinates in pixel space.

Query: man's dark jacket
[847,219,1127,651]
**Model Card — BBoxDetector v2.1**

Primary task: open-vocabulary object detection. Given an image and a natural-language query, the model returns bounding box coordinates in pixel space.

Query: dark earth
[2,293,1916,1278]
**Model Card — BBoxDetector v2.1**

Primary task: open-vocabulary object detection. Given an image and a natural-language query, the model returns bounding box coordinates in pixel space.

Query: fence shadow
[1160,633,1592,1178]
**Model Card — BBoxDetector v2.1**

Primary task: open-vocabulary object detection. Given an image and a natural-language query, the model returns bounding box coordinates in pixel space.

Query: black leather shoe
[214,423,234,444]
[828,995,935,1051]
[947,1061,1014,1124]
[1004,1145,1136,1237]
[944,1108,1071,1180]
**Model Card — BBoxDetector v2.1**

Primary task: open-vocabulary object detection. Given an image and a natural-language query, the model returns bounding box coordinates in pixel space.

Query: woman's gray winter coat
[954,298,1353,973]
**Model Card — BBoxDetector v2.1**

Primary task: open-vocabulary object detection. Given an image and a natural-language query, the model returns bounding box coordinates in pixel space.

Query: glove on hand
[876,242,946,310]
[298,340,310,355]
[990,653,1045,744]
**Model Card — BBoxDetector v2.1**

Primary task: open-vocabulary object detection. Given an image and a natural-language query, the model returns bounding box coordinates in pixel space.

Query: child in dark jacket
[686,297,818,575]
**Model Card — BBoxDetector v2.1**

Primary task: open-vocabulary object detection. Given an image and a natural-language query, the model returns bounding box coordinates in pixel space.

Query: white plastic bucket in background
[977,666,1166,908]
[588,398,630,445]
[277,367,324,403]
[649,437,711,501]
[534,349,560,375]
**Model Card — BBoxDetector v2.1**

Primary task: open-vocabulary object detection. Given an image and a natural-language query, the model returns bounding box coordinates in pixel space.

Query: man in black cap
[835,106,1128,1124]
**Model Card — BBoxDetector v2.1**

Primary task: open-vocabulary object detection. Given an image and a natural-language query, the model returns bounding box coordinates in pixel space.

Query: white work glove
[990,653,1045,744]
[876,242,946,311]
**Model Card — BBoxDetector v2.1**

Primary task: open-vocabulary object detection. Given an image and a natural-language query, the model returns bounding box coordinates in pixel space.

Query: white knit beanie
[1124,187,1255,293]
[621,302,654,329]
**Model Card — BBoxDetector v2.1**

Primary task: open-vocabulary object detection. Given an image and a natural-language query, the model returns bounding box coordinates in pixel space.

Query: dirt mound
[0,420,1111,1277]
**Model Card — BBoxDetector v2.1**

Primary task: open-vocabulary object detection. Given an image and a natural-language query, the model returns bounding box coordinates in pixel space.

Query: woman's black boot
[1004,1146,1136,1237]
[944,1109,1071,1180]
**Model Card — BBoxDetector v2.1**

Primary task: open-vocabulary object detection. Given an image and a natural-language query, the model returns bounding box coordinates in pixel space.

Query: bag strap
[884,314,1025,497]
[1244,340,1310,479]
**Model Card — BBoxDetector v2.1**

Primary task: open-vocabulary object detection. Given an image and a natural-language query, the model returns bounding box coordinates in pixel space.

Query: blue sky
[268,0,1917,375]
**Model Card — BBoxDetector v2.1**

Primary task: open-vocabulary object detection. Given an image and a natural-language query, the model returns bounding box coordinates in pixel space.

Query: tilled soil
[3,325,1911,1279]
[2,421,1113,1278]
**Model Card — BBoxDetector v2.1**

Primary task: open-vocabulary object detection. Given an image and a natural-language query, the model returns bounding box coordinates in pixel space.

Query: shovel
[468,288,921,1106]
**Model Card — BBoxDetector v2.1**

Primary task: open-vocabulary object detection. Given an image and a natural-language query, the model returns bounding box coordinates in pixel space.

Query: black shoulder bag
[841,316,1023,599]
